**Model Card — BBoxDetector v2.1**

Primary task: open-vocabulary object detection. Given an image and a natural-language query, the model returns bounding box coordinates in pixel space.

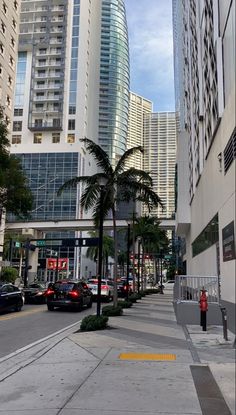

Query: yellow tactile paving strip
[119,353,176,361]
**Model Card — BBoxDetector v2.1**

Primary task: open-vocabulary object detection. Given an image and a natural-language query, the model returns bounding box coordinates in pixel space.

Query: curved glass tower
[99,0,130,165]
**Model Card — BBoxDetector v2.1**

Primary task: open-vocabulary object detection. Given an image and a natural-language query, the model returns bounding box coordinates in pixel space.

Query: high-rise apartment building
[9,0,129,280]
[0,0,20,123]
[143,112,177,219]
[126,92,153,170]
[0,0,21,265]
[173,0,236,332]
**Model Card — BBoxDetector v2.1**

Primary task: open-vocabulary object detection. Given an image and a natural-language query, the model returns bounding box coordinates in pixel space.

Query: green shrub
[128,293,140,303]
[80,315,108,331]
[139,290,146,297]
[0,267,18,283]
[102,305,123,316]
[117,300,133,308]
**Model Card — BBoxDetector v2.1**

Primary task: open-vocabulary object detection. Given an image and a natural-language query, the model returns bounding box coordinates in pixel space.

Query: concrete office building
[173,0,236,332]
[10,0,129,280]
[143,112,177,219]
[0,0,21,266]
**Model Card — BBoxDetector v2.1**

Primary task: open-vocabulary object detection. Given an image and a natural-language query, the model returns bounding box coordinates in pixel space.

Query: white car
[164,280,175,290]
[87,279,114,301]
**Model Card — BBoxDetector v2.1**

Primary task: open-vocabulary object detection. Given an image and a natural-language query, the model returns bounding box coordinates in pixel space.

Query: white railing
[173,275,219,304]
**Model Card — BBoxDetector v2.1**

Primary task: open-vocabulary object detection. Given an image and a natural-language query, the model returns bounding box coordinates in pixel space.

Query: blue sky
[124,0,175,112]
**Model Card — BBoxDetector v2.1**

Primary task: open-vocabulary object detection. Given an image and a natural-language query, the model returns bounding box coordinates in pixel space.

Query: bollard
[220,307,228,341]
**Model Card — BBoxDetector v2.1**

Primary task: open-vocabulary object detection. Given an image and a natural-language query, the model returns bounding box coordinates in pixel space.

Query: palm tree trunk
[112,207,118,306]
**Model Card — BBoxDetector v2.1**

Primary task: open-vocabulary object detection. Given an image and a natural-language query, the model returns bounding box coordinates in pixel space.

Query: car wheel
[47,304,54,311]
[14,302,22,312]
[87,298,92,308]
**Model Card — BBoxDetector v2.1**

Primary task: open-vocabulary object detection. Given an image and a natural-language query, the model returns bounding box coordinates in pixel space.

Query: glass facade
[99,0,130,165]
[13,153,79,221]
[68,0,80,115]
[192,214,219,257]
[14,52,27,109]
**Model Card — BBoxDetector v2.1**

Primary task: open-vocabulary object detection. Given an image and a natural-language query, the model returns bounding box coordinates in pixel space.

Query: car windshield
[167,280,175,284]
[29,284,44,289]
[54,283,75,291]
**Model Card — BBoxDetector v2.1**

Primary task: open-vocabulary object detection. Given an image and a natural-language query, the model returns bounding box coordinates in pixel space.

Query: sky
[124,0,175,112]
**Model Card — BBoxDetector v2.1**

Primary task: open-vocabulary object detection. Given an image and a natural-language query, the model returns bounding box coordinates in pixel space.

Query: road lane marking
[119,353,176,361]
[0,307,46,321]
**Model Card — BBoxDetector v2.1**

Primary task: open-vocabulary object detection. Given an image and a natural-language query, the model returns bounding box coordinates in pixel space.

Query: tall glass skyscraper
[9,0,130,280]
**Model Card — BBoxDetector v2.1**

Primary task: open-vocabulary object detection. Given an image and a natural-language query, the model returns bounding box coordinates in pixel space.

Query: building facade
[173,0,236,332]
[126,91,153,170]
[143,112,177,219]
[9,0,130,280]
[0,0,21,266]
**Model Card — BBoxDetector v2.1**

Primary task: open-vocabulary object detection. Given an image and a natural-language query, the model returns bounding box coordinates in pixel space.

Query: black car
[117,281,133,298]
[23,283,47,304]
[45,280,93,311]
[0,283,24,313]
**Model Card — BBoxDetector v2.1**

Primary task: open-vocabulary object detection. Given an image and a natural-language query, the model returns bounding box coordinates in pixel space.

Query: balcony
[28,120,62,131]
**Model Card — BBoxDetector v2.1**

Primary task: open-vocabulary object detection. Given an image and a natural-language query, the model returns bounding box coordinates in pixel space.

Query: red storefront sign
[47,258,68,270]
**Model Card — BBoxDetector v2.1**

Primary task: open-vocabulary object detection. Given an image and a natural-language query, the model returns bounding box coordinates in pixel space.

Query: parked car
[117,281,133,298]
[0,283,24,313]
[23,283,47,304]
[87,279,114,301]
[45,280,93,311]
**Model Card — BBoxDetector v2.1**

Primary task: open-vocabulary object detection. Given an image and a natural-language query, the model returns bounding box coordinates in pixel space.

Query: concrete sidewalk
[0,293,235,415]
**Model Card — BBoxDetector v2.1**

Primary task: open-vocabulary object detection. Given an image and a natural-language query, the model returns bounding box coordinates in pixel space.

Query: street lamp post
[137,238,141,294]
[126,223,131,300]
[160,248,164,294]
[97,185,105,317]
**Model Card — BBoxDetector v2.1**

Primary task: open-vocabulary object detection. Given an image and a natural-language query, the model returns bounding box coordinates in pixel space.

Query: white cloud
[125,0,175,111]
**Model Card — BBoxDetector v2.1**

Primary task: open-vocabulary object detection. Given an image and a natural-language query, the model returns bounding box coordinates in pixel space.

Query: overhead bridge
[6,218,175,233]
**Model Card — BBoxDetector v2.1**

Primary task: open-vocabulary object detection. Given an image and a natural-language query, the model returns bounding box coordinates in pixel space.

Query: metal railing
[173,275,219,304]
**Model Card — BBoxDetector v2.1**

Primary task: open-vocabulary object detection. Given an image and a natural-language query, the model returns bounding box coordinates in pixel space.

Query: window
[14,108,23,116]
[33,133,42,144]
[3,2,7,14]
[1,21,6,34]
[12,18,16,30]
[13,121,22,131]
[35,119,43,127]
[12,135,21,144]
[0,42,4,54]
[8,76,13,87]
[6,95,11,107]
[52,133,60,143]
[67,134,75,143]
[68,119,75,130]
[9,55,14,68]
[69,106,76,115]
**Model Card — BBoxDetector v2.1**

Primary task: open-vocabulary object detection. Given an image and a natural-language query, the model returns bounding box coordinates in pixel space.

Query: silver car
[87,279,114,301]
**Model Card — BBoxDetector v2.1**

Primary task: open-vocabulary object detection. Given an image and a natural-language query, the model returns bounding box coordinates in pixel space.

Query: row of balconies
[34,60,63,68]
[21,17,64,23]
[33,96,62,103]
[20,27,64,35]
[21,6,65,13]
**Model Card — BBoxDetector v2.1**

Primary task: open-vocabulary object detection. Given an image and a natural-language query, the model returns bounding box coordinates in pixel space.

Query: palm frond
[80,183,101,211]
[115,146,143,175]
[80,138,113,176]
[118,168,153,186]
[57,176,93,196]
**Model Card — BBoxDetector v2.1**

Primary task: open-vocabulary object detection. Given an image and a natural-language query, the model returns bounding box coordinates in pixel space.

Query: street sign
[14,241,21,248]
[62,238,99,247]
[164,255,172,259]
[36,240,46,247]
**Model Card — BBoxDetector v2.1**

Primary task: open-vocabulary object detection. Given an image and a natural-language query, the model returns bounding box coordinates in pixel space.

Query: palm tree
[133,216,169,288]
[86,231,114,276]
[58,138,163,305]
